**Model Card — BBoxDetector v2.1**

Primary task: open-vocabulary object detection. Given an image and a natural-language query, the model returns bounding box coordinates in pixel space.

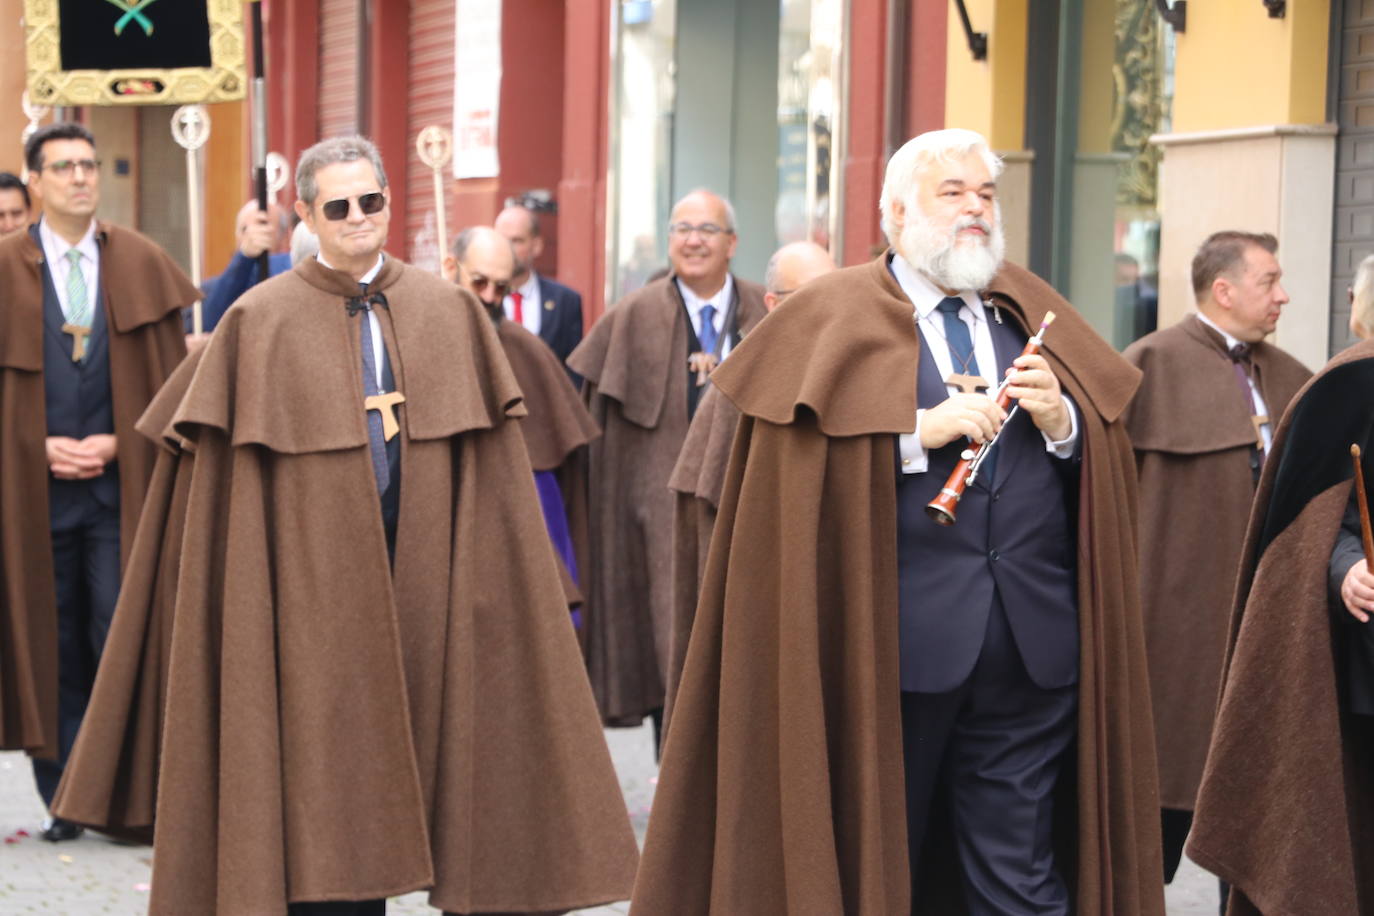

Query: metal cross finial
[171,105,211,151]
[417,126,454,171]
[266,152,290,197]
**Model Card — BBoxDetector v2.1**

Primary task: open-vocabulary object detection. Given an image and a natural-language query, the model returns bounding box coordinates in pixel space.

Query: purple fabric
[533,470,580,625]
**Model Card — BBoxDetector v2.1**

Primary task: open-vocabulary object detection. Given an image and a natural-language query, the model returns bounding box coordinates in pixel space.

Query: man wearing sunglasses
[121,136,635,916]
[568,189,766,739]
[446,225,599,631]
[0,122,197,842]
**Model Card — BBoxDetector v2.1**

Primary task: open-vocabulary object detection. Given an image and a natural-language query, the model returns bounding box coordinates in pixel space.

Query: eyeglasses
[669,221,732,239]
[465,272,511,299]
[41,159,100,178]
[320,192,386,221]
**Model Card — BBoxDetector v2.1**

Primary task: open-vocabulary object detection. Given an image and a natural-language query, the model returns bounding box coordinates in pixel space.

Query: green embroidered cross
[102,0,159,37]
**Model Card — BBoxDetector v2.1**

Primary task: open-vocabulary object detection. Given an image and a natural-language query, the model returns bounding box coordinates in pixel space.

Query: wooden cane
[1351,444,1374,564]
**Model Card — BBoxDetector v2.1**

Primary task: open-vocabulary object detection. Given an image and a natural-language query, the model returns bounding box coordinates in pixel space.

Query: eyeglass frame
[39,159,101,178]
[320,191,387,221]
[668,221,733,240]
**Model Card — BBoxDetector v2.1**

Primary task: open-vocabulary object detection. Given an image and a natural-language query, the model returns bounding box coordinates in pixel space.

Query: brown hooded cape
[50,347,205,841]
[0,222,194,761]
[1187,339,1374,915]
[567,273,765,725]
[146,258,637,915]
[495,315,600,611]
[663,384,742,735]
[1122,315,1311,810]
[632,255,1164,915]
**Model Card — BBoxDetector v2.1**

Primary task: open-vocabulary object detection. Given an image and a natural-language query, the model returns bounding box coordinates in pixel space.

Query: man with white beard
[631,129,1164,915]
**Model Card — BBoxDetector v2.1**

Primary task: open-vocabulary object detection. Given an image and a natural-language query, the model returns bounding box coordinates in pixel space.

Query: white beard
[899,205,1005,292]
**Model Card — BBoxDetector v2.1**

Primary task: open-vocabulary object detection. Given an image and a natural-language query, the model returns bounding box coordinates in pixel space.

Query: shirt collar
[890,252,983,323]
[676,273,734,320]
[1194,310,1242,351]
[515,271,539,301]
[39,216,98,264]
[317,252,384,285]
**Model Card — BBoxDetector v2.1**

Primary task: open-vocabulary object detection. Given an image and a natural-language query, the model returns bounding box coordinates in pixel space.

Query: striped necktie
[65,249,91,326]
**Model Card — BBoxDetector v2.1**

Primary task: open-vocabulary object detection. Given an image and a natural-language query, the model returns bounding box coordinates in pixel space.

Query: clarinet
[925,311,1056,527]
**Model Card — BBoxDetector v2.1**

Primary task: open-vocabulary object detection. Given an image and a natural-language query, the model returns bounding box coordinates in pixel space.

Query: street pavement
[1,721,1217,914]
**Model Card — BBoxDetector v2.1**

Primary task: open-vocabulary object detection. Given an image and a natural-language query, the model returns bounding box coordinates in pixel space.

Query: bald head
[668,189,738,297]
[450,226,515,306]
[764,241,836,310]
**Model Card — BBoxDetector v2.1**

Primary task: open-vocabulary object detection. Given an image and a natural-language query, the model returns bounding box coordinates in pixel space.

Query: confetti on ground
[648,776,658,785]
[134,883,150,892]
[59,854,73,864]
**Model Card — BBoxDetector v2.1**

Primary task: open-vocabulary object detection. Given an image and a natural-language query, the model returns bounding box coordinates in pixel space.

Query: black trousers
[32,505,121,808]
[902,598,1078,915]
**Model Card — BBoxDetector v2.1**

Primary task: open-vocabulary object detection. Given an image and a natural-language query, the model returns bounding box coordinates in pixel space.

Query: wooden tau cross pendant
[1251,414,1268,449]
[688,351,720,388]
[365,391,407,441]
[61,323,91,362]
[947,372,989,394]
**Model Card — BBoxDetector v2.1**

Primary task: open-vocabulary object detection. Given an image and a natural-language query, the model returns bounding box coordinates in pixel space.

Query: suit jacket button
[988,549,999,561]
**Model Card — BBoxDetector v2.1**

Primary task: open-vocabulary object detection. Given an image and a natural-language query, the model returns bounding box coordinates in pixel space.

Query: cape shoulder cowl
[566,273,766,429]
[710,255,1140,435]
[497,317,599,471]
[1188,338,1374,915]
[0,222,193,760]
[1122,314,1312,455]
[173,256,525,452]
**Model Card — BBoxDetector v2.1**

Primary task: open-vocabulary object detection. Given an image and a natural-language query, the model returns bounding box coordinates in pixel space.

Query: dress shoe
[39,816,83,842]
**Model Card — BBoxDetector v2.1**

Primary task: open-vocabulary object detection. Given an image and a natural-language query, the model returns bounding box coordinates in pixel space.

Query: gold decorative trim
[24,0,246,106]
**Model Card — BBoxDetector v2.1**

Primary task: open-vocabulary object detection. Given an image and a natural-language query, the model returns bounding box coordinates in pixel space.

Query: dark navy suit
[531,273,583,385]
[32,226,122,807]
[897,305,1081,914]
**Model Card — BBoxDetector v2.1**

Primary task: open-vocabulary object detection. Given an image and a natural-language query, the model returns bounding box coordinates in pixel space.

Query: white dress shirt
[1195,310,1273,452]
[503,271,543,336]
[38,217,100,324]
[891,253,1078,474]
[676,274,736,359]
[319,253,386,389]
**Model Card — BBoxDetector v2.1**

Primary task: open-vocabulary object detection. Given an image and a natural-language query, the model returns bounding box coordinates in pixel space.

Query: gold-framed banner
[24,0,246,106]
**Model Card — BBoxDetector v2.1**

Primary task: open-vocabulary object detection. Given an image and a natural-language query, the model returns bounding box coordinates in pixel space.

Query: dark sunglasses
[320,191,385,221]
[467,273,511,299]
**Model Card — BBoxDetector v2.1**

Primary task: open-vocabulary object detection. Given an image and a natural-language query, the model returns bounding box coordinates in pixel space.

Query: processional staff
[171,105,211,336]
[417,126,454,269]
[1351,445,1374,563]
[250,0,270,282]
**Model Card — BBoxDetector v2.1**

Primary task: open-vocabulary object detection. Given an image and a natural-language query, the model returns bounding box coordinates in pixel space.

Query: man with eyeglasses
[494,203,584,384]
[118,136,635,915]
[0,122,197,842]
[445,225,599,630]
[0,171,31,235]
[662,240,835,739]
[568,189,766,737]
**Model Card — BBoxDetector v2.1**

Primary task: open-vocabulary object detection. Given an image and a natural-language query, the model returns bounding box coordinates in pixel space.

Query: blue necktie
[356,283,390,494]
[698,303,718,355]
[935,296,997,481]
[936,297,979,376]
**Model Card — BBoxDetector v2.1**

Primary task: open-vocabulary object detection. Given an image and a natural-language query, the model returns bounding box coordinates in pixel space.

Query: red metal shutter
[405,0,456,271]
[318,0,360,139]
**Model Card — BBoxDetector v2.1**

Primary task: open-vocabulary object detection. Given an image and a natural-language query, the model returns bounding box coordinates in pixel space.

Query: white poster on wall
[453,0,502,178]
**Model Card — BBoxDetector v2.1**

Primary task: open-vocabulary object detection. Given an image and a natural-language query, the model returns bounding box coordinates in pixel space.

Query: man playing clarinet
[633,128,1164,915]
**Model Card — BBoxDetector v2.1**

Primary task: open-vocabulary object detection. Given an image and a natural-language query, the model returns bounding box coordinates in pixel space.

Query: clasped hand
[46,434,117,480]
[920,354,1070,450]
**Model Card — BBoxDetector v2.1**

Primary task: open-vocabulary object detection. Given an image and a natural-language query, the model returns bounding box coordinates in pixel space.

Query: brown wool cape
[0,223,194,761]
[1122,315,1311,810]
[146,258,637,915]
[1188,340,1374,915]
[50,347,205,841]
[663,384,742,736]
[567,273,765,725]
[632,255,1165,915]
[495,316,600,610]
